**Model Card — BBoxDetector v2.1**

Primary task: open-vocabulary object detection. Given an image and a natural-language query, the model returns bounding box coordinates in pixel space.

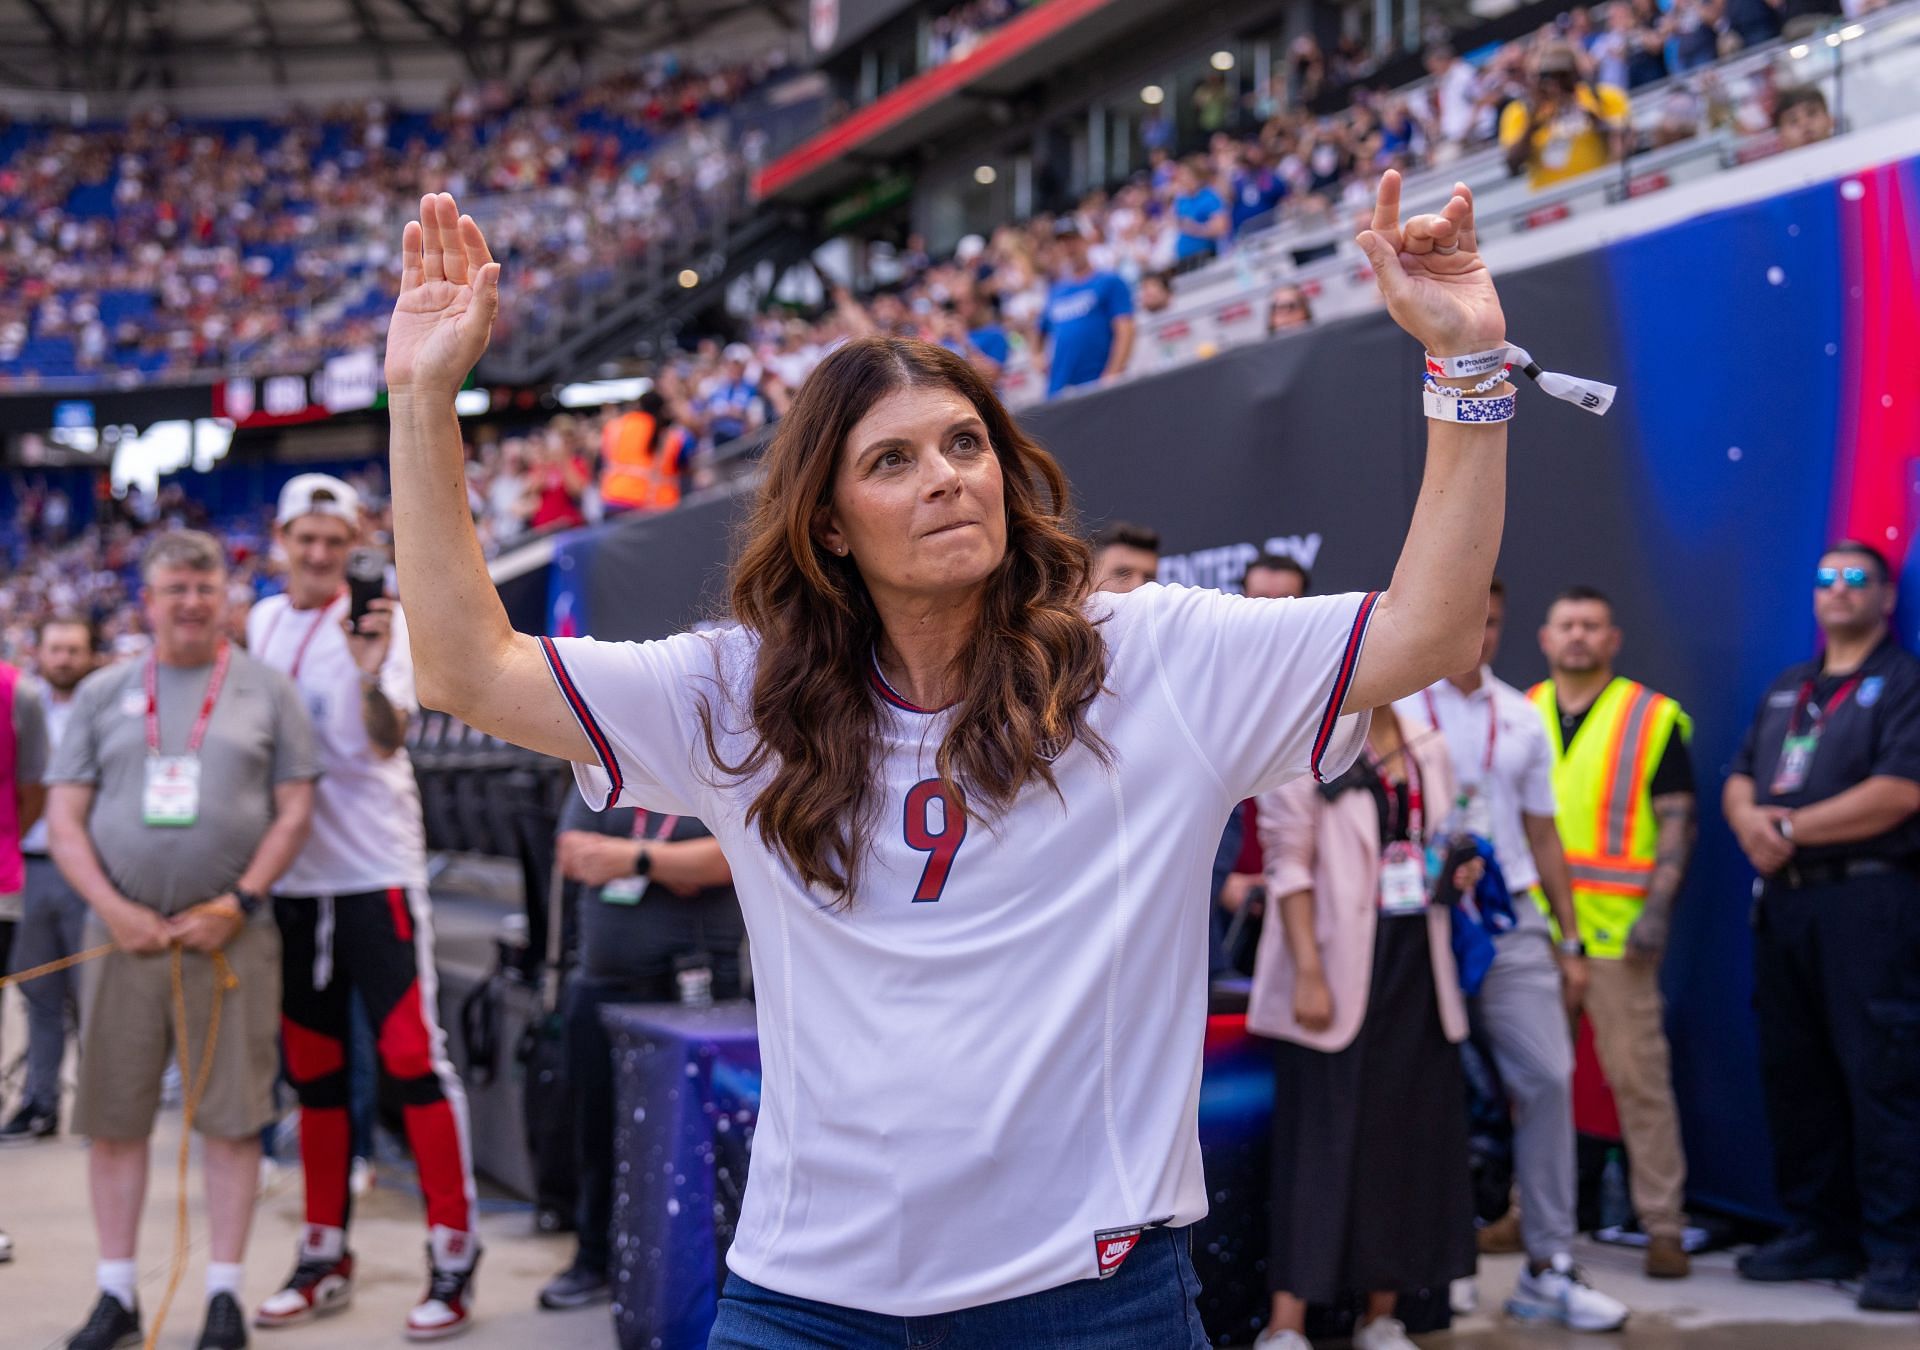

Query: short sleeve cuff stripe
[539,637,624,810]
[1310,591,1380,783]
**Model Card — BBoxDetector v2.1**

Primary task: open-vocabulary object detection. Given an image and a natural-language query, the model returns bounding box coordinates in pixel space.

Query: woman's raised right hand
[385,192,502,399]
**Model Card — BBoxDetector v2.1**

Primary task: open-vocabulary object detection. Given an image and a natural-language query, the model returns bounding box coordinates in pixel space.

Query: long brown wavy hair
[699,336,1109,901]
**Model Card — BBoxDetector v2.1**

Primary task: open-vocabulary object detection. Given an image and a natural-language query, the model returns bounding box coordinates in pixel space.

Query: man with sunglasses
[1727,541,1920,1312]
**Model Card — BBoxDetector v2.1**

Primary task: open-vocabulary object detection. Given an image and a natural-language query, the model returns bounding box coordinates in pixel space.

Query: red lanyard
[145,641,231,757]
[1424,686,1496,775]
[633,810,680,842]
[1371,745,1424,845]
[1789,676,1860,738]
[260,592,343,679]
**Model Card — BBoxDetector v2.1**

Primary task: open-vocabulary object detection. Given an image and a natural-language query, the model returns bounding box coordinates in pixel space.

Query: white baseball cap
[276,473,361,528]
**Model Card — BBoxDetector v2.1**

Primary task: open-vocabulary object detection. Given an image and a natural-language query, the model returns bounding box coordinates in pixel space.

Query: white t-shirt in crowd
[543,583,1377,1315]
[248,592,428,895]
[1395,668,1557,901]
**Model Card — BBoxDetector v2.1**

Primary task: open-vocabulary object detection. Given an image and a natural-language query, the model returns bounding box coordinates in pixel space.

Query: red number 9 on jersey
[903,778,968,903]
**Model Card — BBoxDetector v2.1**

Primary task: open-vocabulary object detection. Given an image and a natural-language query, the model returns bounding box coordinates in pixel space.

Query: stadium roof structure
[0,0,801,95]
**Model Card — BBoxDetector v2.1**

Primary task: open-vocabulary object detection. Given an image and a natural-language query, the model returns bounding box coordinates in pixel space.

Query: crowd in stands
[0,49,796,388]
[926,0,1041,65]
[674,0,1863,431]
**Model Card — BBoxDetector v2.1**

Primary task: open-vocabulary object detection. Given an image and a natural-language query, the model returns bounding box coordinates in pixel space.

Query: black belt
[1770,857,1914,891]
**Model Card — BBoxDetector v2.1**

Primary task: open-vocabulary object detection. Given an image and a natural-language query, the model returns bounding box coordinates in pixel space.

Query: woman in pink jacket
[1248,705,1476,1350]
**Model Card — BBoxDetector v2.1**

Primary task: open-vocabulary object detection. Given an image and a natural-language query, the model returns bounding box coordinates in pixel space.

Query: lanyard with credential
[1788,675,1861,739]
[259,592,343,679]
[145,641,231,757]
[1372,745,1425,847]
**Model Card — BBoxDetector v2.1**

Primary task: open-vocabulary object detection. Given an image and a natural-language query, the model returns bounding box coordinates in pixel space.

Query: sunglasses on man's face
[1815,565,1873,590]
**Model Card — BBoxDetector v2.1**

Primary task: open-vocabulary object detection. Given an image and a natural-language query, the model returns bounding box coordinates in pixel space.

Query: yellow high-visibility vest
[1528,677,1691,959]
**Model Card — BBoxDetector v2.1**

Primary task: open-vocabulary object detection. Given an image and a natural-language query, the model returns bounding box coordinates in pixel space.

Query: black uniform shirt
[1731,634,1920,864]
[558,793,744,988]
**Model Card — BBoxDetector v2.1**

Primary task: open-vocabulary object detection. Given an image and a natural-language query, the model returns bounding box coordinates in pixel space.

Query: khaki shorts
[73,914,282,1140]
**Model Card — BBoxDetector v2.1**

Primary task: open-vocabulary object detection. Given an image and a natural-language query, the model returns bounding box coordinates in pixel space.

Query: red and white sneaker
[406,1245,480,1341]
[254,1251,355,1327]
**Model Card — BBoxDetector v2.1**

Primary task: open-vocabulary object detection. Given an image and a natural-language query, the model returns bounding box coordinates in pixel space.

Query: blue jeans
[708,1225,1209,1349]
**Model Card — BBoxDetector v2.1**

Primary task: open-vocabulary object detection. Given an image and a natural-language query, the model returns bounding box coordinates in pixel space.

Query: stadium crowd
[643,0,1851,428]
[0,0,1861,398]
[0,48,797,387]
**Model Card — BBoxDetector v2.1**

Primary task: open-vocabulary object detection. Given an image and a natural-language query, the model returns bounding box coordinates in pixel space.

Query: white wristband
[1424,389,1516,423]
[1425,348,1511,378]
[1426,343,1616,416]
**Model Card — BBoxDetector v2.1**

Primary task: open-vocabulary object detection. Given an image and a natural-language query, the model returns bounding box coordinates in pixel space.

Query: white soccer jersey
[248,593,428,894]
[543,583,1377,1315]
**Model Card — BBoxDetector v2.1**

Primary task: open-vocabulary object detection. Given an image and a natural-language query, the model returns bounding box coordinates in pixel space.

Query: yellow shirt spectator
[1500,82,1631,190]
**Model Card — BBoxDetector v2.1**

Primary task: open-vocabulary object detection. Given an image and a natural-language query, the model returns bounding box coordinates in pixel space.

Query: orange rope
[147,945,236,1350]
[0,941,114,989]
[0,936,236,1350]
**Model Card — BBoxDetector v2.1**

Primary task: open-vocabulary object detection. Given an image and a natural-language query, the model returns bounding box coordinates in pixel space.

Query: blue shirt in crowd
[969,325,1011,365]
[1175,185,1226,262]
[1040,271,1133,397]
[1231,169,1287,231]
[703,378,759,444]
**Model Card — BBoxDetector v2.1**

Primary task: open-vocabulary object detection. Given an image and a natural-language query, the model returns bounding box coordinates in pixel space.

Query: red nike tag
[1093,1226,1143,1279]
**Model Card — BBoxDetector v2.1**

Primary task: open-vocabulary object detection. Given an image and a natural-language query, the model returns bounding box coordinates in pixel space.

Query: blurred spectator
[527,427,591,532]
[1039,221,1135,398]
[702,346,767,447]
[1500,43,1631,190]
[1230,144,1289,231]
[1137,273,1174,317]
[1090,521,1160,595]
[1173,159,1230,266]
[927,0,1026,67]
[1666,0,1726,73]
[1268,284,1314,336]
[1193,72,1237,139]
[598,391,690,515]
[1774,84,1836,149]
[1425,45,1483,153]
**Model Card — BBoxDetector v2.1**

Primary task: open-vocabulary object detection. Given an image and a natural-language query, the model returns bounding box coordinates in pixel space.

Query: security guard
[1531,584,1696,1280]
[1726,541,1920,1312]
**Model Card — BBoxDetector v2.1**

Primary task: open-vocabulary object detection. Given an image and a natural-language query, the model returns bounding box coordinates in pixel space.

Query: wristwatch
[634,847,653,878]
[1556,937,1587,957]
[231,887,264,919]
[1776,814,1796,842]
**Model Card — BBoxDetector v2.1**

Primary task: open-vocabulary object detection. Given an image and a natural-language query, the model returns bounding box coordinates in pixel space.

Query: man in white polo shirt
[247,475,480,1341]
[1399,578,1626,1334]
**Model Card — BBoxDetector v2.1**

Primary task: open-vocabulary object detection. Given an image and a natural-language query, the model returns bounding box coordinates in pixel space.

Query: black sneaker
[537,1261,610,1310]
[197,1292,249,1350]
[67,1292,142,1350]
[1737,1229,1864,1283]
[0,1101,57,1145]
[1858,1258,1920,1312]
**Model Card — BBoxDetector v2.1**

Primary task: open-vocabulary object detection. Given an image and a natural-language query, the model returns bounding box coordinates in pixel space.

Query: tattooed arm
[1627,791,1696,966]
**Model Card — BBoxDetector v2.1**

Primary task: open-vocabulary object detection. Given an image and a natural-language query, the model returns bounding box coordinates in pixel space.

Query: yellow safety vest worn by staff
[1528,677,1691,958]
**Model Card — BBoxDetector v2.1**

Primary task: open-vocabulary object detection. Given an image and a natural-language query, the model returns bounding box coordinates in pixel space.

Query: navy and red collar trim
[869,652,954,715]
